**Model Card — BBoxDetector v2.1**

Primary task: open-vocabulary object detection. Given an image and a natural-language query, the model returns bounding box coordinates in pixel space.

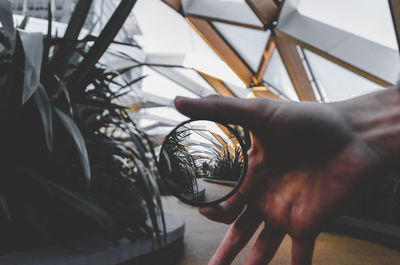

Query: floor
[198,178,232,202]
[162,196,400,265]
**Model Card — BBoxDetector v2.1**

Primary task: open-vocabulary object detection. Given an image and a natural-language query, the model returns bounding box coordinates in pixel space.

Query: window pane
[182,0,263,27]
[278,0,399,84]
[262,50,299,101]
[212,22,270,72]
[141,67,200,99]
[304,50,383,102]
[298,0,397,50]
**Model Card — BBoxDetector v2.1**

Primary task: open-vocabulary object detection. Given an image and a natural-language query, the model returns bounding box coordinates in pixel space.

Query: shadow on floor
[161,196,400,265]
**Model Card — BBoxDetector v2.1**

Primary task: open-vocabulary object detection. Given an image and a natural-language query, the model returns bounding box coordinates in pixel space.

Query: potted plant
[0,0,184,264]
[206,145,244,185]
[160,130,205,201]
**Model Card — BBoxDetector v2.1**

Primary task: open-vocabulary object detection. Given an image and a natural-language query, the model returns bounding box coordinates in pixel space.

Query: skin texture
[174,87,400,265]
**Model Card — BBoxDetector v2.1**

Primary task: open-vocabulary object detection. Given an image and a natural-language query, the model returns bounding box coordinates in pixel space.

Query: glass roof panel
[13,15,88,37]
[134,0,194,53]
[133,0,246,88]
[173,68,215,92]
[262,50,299,101]
[212,22,270,72]
[182,0,263,27]
[278,1,399,85]
[141,67,200,100]
[137,107,188,136]
[298,0,398,50]
[137,67,198,133]
[304,50,384,102]
[143,107,188,122]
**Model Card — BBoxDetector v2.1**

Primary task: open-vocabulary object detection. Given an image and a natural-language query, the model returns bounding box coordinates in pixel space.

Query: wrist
[339,87,400,171]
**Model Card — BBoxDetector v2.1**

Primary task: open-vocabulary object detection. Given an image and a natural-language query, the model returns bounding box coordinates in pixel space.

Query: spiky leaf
[54,107,91,186]
[69,0,138,93]
[33,84,53,153]
[18,16,29,30]
[0,192,10,221]
[28,172,120,241]
[0,0,15,39]
[18,30,44,104]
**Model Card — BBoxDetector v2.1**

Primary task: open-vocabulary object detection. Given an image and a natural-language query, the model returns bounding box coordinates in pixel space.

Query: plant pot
[203,178,237,187]
[0,214,185,265]
[181,184,206,201]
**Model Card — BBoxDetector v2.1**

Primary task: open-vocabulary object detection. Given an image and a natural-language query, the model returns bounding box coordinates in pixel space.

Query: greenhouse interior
[0,0,400,264]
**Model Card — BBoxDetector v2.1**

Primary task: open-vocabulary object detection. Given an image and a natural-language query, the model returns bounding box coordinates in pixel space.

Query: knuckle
[251,98,277,123]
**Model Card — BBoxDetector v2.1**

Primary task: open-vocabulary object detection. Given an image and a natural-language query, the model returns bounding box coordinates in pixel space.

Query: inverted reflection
[159,120,246,205]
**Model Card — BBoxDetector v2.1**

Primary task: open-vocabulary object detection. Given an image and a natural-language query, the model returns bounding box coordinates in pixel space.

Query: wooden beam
[251,86,281,99]
[273,34,317,101]
[255,37,275,84]
[389,0,400,51]
[275,30,393,87]
[161,0,181,12]
[182,14,265,31]
[197,71,235,97]
[246,0,279,26]
[178,0,278,30]
[187,16,254,87]
[177,0,271,30]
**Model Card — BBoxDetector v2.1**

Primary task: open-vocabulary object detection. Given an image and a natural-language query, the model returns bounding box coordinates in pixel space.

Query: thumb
[174,95,277,130]
[199,192,246,224]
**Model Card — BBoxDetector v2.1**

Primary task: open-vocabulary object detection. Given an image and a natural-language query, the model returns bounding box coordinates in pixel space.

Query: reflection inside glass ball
[159,120,245,204]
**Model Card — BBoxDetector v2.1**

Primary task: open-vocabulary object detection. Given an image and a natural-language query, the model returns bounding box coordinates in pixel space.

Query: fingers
[209,208,262,265]
[243,223,285,265]
[174,96,275,130]
[199,192,246,224]
[291,236,317,265]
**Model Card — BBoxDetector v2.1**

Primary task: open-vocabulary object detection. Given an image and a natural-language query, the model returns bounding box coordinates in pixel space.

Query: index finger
[199,191,246,224]
[209,207,262,265]
[174,95,277,130]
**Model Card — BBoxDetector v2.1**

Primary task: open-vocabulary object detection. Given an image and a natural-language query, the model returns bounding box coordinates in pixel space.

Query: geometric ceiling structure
[13,0,400,136]
[161,0,400,102]
[278,0,398,86]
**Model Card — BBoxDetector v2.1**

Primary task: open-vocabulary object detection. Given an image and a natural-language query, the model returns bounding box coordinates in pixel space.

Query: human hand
[174,90,400,265]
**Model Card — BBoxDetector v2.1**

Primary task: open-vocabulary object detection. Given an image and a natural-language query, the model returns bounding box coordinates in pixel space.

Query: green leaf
[18,16,29,30]
[69,0,138,93]
[75,98,127,110]
[133,158,162,246]
[112,75,147,99]
[48,35,140,48]
[33,84,53,154]
[144,163,166,243]
[0,0,15,39]
[0,192,10,221]
[28,172,121,241]
[51,0,93,77]
[18,30,44,104]
[50,74,73,115]
[43,0,52,65]
[0,30,11,49]
[54,107,91,187]
[64,0,94,40]
[130,132,150,168]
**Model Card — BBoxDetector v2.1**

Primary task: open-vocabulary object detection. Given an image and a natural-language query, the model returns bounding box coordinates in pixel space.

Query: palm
[174,96,383,265]
[244,101,379,238]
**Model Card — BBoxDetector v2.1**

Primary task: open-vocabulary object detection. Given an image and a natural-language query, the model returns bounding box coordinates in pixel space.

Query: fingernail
[174,96,189,102]
[199,206,215,215]
[174,96,190,108]
[174,96,189,107]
